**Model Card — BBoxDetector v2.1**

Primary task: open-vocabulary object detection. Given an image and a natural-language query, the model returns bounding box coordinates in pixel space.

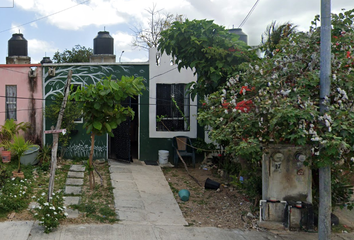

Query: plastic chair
[172,136,195,168]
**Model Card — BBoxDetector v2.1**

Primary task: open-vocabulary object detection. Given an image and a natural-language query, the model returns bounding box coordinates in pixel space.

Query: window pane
[6,85,17,120]
[156,84,190,131]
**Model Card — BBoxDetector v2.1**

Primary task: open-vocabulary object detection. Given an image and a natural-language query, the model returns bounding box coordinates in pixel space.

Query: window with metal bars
[156,84,190,131]
[6,85,17,120]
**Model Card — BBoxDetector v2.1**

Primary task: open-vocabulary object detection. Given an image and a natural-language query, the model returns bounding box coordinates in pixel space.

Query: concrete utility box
[262,144,312,224]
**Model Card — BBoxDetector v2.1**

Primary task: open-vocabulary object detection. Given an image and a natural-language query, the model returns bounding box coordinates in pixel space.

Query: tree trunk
[89,132,96,190]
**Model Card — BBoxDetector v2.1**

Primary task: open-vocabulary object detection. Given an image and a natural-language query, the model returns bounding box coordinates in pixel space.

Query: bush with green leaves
[31,191,67,233]
[0,177,32,213]
[198,9,354,208]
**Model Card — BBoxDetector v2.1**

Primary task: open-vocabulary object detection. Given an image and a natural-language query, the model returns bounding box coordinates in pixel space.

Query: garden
[0,119,117,233]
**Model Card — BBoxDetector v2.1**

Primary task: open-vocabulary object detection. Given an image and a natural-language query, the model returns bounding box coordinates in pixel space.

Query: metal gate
[110,97,132,162]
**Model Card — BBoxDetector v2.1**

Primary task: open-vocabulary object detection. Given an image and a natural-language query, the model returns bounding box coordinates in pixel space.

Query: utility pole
[319,0,331,239]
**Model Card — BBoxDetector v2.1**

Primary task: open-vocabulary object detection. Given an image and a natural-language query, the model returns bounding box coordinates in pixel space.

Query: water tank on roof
[8,33,28,56]
[40,57,53,64]
[228,28,248,45]
[93,31,114,55]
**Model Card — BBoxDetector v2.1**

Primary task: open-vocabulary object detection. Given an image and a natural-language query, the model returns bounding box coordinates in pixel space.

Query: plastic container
[158,150,169,165]
[178,189,190,201]
[205,178,221,190]
[20,145,40,165]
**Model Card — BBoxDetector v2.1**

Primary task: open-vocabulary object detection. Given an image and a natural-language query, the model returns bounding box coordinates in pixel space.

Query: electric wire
[0,0,90,34]
[238,0,260,28]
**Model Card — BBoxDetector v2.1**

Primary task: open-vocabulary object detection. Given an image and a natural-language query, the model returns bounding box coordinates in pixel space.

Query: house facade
[0,33,43,144]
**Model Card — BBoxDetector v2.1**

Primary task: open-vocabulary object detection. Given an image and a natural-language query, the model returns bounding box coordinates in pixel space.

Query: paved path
[109,159,187,226]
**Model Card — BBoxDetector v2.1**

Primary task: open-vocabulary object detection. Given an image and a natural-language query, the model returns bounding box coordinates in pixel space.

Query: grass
[69,161,118,223]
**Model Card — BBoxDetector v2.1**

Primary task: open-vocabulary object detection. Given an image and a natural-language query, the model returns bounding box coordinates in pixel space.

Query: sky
[0,0,352,64]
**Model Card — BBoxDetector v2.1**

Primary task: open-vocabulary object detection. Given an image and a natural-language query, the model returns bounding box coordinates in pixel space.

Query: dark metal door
[111,97,131,162]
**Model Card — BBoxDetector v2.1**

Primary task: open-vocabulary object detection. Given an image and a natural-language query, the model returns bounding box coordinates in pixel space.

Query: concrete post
[319,0,332,239]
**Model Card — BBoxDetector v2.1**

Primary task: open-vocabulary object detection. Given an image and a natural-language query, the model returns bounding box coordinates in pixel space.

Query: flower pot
[20,145,40,165]
[2,150,11,163]
[12,170,24,179]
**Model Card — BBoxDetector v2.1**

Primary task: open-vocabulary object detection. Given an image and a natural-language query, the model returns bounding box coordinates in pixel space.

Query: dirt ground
[162,163,258,229]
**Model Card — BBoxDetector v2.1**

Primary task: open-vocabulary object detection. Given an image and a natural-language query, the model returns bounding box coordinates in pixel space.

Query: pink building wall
[0,64,43,144]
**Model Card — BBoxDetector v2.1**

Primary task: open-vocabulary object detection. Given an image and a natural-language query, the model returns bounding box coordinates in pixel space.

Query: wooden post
[47,70,72,202]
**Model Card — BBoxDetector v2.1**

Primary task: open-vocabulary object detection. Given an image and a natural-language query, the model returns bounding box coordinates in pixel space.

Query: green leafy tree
[72,75,145,189]
[199,9,354,208]
[52,45,93,63]
[158,19,257,99]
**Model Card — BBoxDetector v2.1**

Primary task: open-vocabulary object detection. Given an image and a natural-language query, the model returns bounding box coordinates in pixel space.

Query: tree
[158,19,257,99]
[198,9,354,209]
[52,45,92,63]
[261,21,297,58]
[72,75,145,189]
[132,4,183,50]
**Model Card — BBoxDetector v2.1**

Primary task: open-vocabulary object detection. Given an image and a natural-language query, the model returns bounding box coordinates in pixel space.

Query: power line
[239,0,260,28]
[0,0,90,34]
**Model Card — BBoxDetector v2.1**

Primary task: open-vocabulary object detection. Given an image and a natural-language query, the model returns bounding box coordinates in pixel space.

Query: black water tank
[93,31,114,55]
[228,28,248,45]
[8,33,28,56]
[40,57,53,64]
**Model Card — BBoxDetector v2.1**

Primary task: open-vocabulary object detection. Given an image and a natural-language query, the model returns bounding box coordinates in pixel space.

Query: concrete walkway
[1,159,354,240]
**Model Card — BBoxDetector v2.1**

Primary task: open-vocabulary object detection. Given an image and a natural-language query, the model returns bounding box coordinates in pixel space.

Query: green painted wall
[139,88,205,164]
[44,63,149,160]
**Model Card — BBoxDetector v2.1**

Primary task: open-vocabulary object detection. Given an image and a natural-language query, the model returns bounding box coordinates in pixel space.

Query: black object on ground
[205,178,220,189]
[144,161,158,166]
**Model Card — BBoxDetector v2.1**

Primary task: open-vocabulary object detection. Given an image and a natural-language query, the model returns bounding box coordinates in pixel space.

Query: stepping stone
[70,165,86,172]
[66,178,84,186]
[64,196,81,206]
[67,171,84,178]
[64,186,82,195]
[65,208,79,219]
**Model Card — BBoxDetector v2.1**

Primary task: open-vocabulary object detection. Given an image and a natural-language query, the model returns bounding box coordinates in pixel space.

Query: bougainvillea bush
[198,9,354,208]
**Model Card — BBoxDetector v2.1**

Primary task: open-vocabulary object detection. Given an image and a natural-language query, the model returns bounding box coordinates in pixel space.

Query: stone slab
[69,165,85,172]
[66,178,84,186]
[65,208,79,219]
[64,196,81,206]
[64,186,82,195]
[67,171,84,178]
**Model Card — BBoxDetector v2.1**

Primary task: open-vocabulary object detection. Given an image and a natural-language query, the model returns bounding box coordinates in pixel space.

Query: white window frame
[149,48,197,138]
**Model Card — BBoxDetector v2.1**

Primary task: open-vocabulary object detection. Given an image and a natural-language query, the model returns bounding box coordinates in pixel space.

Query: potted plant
[9,135,31,179]
[0,119,30,163]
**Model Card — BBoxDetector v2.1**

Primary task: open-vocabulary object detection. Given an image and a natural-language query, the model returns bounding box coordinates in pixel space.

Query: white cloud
[10,23,25,34]
[112,31,135,54]
[28,38,56,56]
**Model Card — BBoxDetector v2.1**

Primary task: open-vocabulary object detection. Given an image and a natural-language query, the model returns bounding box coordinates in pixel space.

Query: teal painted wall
[44,63,148,160]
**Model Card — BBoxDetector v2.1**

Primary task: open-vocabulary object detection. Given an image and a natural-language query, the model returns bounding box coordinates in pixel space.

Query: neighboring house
[0,33,43,144]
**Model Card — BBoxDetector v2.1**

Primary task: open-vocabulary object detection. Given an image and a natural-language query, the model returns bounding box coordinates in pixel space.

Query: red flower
[239,86,251,95]
[222,101,230,109]
[235,100,254,113]
[218,154,222,157]
[347,51,351,58]
[228,48,236,52]
[202,102,206,106]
